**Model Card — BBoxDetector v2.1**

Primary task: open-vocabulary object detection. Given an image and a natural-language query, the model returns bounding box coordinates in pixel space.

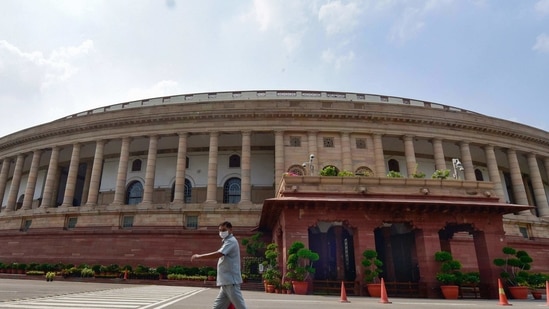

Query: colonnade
[0,131,548,218]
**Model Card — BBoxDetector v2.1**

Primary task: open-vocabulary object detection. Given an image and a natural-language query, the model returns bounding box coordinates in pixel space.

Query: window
[16,194,24,210]
[223,178,241,204]
[356,139,366,149]
[323,137,334,148]
[122,215,134,228]
[131,159,142,172]
[229,154,241,168]
[186,215,198,229]
[388,159,400,173]
[21,219,32,232]
[186,156,189,169]
[290,136,301,147]
[184,179,192,203]
[288,165,305,176]
[66,217,78,229]
[475,169,484,181]
[355,166,374,177]
[126,181,143,205]
[518,225,530,239]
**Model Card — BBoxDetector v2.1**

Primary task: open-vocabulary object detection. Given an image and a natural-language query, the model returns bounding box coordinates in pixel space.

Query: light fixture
[452,158,464,179]
[302,154,315,176]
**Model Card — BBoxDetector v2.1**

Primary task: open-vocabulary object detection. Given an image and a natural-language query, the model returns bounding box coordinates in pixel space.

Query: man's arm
[191,251,223,261]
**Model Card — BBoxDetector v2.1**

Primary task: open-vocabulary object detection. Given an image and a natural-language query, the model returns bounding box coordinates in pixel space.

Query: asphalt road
[0,278,546,309]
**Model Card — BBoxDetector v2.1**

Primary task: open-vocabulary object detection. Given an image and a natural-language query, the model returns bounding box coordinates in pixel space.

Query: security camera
[453,158,464,171]
[302,163,307,167]
[309,154,315,159]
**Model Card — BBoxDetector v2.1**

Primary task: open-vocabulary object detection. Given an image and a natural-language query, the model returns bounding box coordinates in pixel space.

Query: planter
[266,284,275,293]
[292,281,309,295]
[508,286,528,299]
[440,285,459,299]
[532,290,543,300]
[366,283,382,297]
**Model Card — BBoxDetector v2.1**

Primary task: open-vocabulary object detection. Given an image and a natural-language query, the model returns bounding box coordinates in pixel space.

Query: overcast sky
[1,0,548,138]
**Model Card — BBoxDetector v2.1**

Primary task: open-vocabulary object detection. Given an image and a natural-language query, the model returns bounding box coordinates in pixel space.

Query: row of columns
[0,132,548,217]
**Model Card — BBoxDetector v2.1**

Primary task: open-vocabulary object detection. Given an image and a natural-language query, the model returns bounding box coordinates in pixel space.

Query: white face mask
[219,231,229,239]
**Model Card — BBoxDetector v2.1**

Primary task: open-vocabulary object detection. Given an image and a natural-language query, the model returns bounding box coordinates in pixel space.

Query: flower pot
[292,281,309,295]
[266,284,275,293]
[366,283,382,297]
[440,285,459,299]
[508,286,529,299]
[532,291,542,300]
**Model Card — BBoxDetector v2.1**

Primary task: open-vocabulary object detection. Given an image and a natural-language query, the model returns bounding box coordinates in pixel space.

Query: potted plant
[493,246,532,299]
[156,266,168,279]
[431,169,450,179]
[362,249,383,297]
[525,272,546,299]
[286,241,319,295]
[434,251,462,299]
[45,271,56,282]
[262,243,280,292]
[386,171,402,178]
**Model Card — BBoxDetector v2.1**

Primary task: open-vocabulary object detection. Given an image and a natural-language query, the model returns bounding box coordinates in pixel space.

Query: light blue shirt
[216,234,243,286]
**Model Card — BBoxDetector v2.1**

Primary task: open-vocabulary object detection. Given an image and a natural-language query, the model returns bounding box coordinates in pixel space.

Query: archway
[308,221,356,281]
[375,222,419,283]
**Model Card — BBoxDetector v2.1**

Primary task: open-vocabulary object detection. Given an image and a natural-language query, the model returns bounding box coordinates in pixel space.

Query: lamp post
[452,158,464,179]
[302,154,315,176]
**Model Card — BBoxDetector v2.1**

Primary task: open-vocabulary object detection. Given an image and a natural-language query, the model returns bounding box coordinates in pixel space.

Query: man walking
[191,221,247,309]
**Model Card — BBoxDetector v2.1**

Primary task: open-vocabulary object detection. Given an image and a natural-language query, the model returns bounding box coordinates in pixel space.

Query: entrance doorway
[375,223,419,283]
[309,222,356,281]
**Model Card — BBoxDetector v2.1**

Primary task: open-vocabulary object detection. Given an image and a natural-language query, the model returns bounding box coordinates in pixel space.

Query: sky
[1,0,548,138]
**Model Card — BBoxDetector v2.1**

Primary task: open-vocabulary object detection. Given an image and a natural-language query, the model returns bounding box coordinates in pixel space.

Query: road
[0,279,545,309]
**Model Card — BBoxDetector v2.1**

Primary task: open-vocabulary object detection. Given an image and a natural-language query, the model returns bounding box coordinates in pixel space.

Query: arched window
[131,159,142,172]
[355,166,374,177]
[388,159,400,172]
[475,169,484,181]
[223,178,241,204]
[288,165,305,176]
[16,194,24,210]
[126,181,143,205]
[229,154,241,168]
[184,179,192,203]
[171,179,192,203]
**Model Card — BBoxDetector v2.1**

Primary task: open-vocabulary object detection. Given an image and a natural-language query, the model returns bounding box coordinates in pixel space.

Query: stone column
[432,138,446,171]
[473,229,505,299]
[307,131,318,175]
[61,143,81,207]
[85,140,105,206]
[459,142,475,181]
[173,133,188,204]
[373,134,385,177]
[507,149,529,205]
[22,150,42,210]
[206,132,219,203]
[239,131,252,205]
[0,159,11,210]
[484,145,505,202]
[527,153,549,217]
[80,162,93,205]
[341,132,352,172]
[274,130,284,184]
[41,147,60,208]
[414,225,442,298]
[142,135,159,205]
[403,135,416,177]
[6,154,25,211]
[112,137,131,205]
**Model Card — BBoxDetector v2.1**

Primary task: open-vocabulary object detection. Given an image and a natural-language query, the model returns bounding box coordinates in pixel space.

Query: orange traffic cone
[339,281,350,303]
[123,270,128,280]
[546,280,548,306]
[497,278,511,306]
[379,278,392,304]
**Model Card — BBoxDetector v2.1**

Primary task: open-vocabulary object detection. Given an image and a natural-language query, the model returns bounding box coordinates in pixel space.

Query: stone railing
[66,90,476,120]
[279,175,496,199]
